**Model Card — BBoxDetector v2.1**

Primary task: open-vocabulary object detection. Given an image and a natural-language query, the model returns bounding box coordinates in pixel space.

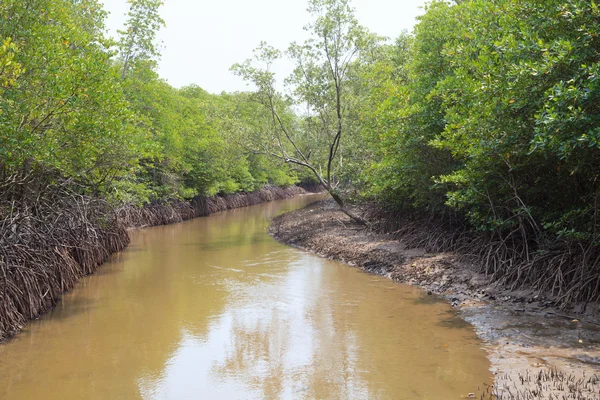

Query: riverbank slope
[269,200,600,398]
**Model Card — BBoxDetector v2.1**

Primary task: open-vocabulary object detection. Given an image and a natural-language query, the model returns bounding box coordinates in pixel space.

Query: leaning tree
[232,0,378,224]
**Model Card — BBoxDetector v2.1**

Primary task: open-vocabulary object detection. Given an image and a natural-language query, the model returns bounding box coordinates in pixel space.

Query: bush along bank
[0,184,321,342]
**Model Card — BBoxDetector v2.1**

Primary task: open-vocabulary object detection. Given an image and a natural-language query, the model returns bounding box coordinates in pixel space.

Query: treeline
[0,0,302,209]
[356,0,600,303]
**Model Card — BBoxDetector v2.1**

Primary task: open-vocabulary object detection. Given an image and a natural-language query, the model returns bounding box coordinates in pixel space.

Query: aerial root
[364,205,600,307]
[0,185,129,341]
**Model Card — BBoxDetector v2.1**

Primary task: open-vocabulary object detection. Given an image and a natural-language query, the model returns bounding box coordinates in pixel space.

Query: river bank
[0,184,321,342]
[269,199,600,399]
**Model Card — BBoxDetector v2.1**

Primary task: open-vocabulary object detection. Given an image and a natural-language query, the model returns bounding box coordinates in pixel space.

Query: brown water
[0,195,492,399]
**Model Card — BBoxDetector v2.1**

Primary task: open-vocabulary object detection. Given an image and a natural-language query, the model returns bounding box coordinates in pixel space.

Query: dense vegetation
[0,0,299,209]
[365,0,600,239]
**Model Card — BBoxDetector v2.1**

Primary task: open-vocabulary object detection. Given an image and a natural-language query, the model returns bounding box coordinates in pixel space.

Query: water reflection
[0,195,491,399]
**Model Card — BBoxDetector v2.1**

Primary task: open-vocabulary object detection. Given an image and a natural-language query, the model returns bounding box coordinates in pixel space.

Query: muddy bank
[269,200,600,398]
[0,185,321,342]
[117,184,322,229]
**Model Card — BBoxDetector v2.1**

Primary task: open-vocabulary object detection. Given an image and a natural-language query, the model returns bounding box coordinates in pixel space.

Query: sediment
[269,199,600,399]
[0,184,321,341]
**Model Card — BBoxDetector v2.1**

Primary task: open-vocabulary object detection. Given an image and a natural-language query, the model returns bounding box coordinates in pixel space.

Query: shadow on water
[412,293,473,330]
[436,310,473,330]
[412,292,446,305]
[92,266,125,276]
[112,246,146,254]
[43,297,98,322]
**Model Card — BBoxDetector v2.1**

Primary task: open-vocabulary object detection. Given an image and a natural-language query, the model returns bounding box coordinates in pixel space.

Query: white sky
[100,0,428,94]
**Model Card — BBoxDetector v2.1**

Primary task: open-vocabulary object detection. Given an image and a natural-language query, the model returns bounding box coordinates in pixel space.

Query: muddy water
[0,195,492,399]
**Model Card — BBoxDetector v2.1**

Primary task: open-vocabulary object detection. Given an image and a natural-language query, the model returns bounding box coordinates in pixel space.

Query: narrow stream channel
[0,195,492,399]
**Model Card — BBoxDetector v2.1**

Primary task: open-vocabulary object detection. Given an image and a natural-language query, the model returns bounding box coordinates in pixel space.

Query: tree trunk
[328,188,369,226]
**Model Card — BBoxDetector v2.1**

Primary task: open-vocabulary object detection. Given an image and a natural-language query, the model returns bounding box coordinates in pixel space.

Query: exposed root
[191,185,310,218]
[117,185,317,229]
[364,205,600,307]
[0,187,129,341]
[480,368,600,400]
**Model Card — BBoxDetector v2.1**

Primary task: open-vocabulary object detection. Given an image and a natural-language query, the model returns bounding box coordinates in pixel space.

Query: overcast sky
[100,0,428,93]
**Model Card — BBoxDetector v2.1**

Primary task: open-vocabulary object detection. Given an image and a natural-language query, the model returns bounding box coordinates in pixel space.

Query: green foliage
[0,0,147,189]
[117,0,165,80]
[362,2,457,209]
[121,70,298,200]
[8,0,600,246]
[363,0,600,244]
[0,0,299,210]
[431,0,600,241]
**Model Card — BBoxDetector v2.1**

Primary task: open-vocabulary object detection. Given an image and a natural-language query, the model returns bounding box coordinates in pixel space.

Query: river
[0,195,492,399]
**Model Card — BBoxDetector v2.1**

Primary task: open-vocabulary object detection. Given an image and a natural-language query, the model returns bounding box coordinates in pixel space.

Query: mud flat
[270,200,600,399]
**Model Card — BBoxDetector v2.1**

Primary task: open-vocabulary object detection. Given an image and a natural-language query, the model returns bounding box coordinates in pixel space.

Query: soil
[269,200,600,399]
